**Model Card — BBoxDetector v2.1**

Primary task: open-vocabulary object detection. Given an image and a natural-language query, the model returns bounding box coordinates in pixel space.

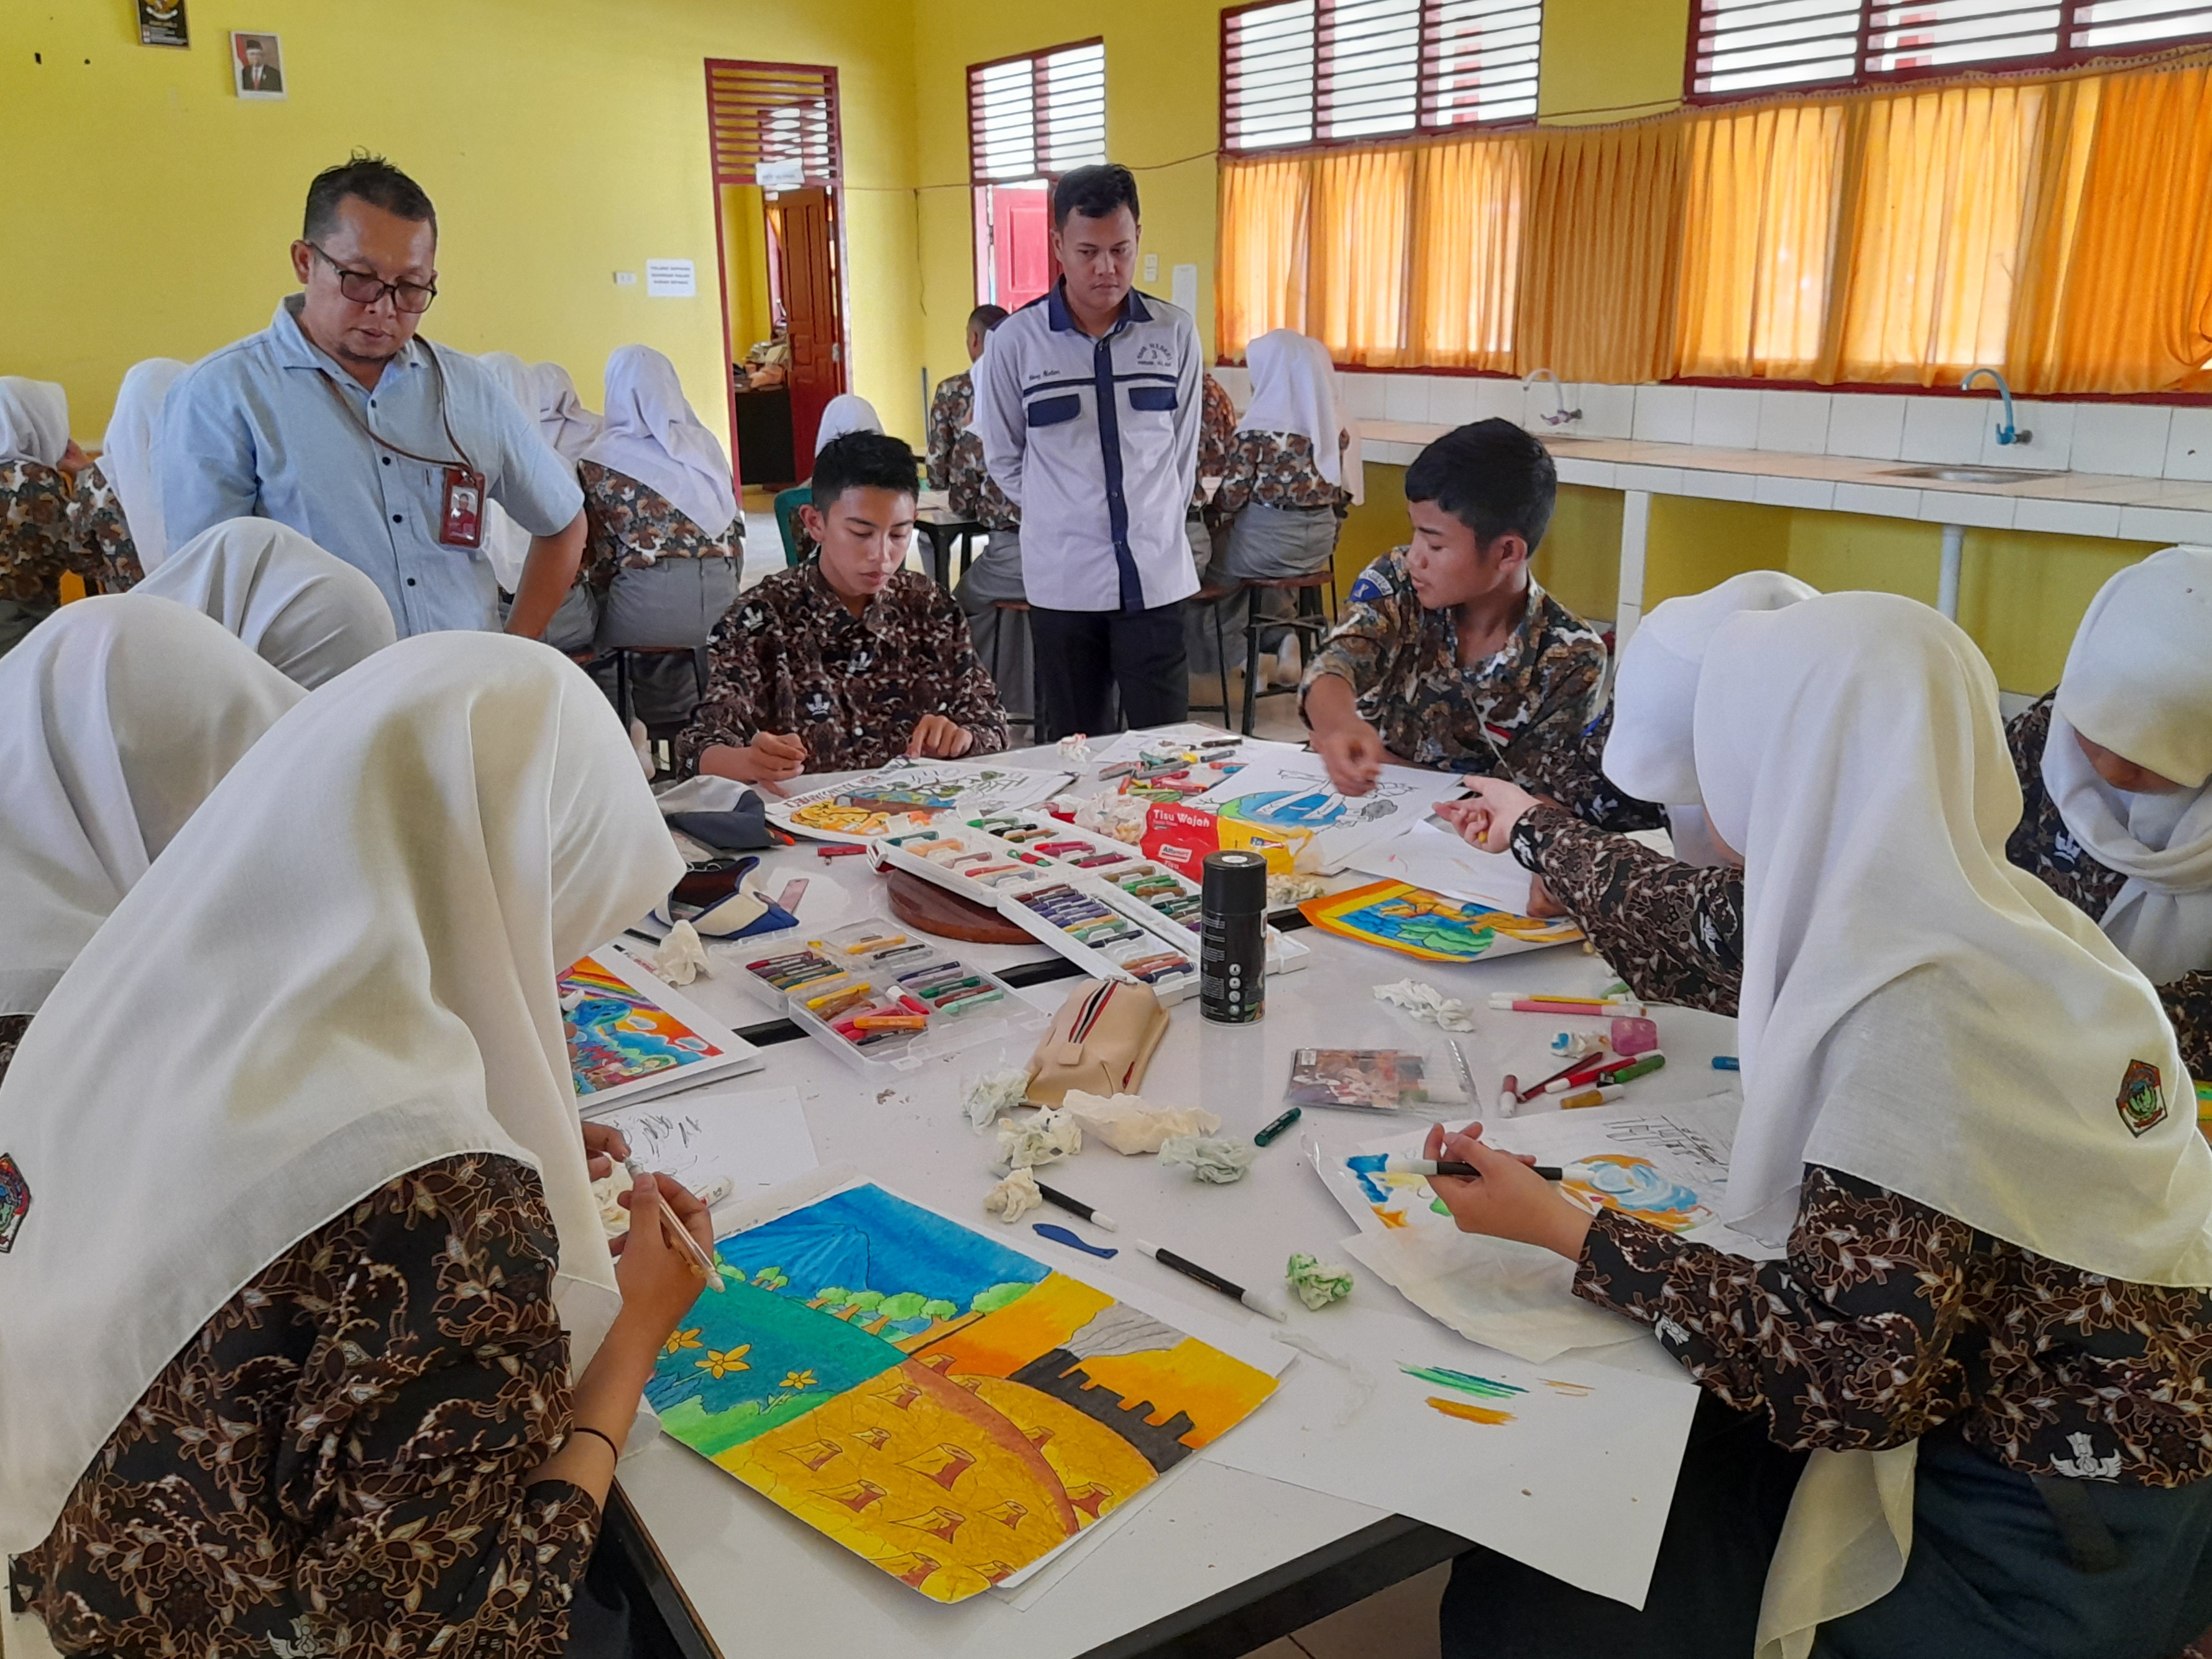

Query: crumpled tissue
[1061,1090,1221,1155]
[1285,1252,1355,1310]
[964,1064,1032,1133]
[997,1108,1083,1170]
[652,920,711,986]
[983,1167,1044,1223]
[1158,1134,1259,1184]
[1374,978,1476,1032]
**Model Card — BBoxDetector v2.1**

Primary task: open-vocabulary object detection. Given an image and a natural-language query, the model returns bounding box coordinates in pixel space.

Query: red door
[778,186,845,471]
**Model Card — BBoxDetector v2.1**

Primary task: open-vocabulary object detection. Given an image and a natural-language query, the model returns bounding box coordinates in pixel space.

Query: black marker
[1136,1239,1288,1322]
[993,1164,1120,1233]
[1385,1156,1563,1181]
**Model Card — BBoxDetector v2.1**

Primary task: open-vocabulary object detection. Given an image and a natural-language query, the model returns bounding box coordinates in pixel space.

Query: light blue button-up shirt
[163,296,584,635]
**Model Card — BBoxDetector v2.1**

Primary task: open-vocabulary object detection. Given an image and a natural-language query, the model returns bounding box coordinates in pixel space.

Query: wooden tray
[884,865,1032,945]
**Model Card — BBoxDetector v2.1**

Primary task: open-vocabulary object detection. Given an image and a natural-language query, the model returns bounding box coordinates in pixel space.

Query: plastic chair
[773,487,810,566]
[1239,570,1338,735]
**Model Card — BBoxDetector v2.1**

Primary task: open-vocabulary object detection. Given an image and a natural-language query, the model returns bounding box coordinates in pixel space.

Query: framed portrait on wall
[137,0,188,47]
[230,31,285,98]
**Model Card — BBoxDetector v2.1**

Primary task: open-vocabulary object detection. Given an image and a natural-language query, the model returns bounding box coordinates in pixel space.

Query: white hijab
[2041,546,2212,985]
[0,377,70,469]
[814,392,882,457]
[0,633,682,1548]
[477,354,554,592]
[581,346,737,538]
[533,362,605,462]
[98,358,188,571]
[135,518,397,688]
[1695,591,2212,1285]
[1605,569,1817,867]
[1239,328,1346,489]
[0,594,300,1018]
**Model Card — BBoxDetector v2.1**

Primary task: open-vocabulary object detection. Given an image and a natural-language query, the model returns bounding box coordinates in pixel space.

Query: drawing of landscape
[560,957,724,1095]
[646,1184,1278,1602]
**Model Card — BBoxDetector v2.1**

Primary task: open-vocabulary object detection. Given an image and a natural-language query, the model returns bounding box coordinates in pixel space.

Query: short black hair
[810,431,919,510]
[1052,164,1140,231]
[1404,419,1557,553]
[967,303,1009,333]
[303,152,437,244]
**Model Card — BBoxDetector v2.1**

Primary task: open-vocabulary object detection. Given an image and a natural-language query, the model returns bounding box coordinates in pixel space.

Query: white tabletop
[620,765,1739,1658]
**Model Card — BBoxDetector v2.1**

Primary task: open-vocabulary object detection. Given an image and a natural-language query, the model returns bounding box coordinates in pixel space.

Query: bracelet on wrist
[565,1423,622,1462]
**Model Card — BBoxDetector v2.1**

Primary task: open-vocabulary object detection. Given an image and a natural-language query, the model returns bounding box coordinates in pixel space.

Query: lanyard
[314,344,478,476]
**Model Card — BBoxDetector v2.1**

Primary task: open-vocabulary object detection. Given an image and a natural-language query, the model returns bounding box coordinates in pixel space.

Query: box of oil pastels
[730,919,1045,1077]
[868,810,1308,1004]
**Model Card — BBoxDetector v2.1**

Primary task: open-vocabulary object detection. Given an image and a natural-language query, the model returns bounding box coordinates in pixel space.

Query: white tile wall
[1756,390,1830,454]
[1339,374,1389,420]
[1383,375,1432,423]
[2013,498,2123,537]
[2164,409,2212,482]
[1978,400,2072,471]
[1754,474,1835,510]
[1691,386,1762,449]
[1833,482,1922,520]
[1428,376,1482,425]
[1577,382,1637,439]
[1901,398,1988,466]
[1472,379,1527,426]
[2070,404,2173,479]
[1632,385,1696,443]
[1924,489,2016,530]
[1825,393,1909,461]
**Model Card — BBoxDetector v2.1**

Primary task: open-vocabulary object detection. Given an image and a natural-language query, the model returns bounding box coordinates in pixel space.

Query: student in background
[67,357,188,587]
[475,349,557,597]
[533,361,604,460]
[1200,329,1351,688]
[1303,418,1604,796]
[936,306,1032,717]
[1428,594,2212,1658]
[576,346,742,679]
[1,634,711,1659]
[784,393,883,566]
[976,163,1203,741]
[1188,366,1239,574]
[0,595,300,1085]
[135,518,397,688]
[0,377,108,654]
[672,432,1007,786]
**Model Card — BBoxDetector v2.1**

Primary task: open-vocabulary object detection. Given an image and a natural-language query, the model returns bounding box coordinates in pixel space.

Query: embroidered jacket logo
[2118,1059,2167,1136]
[1136,341,1175,367]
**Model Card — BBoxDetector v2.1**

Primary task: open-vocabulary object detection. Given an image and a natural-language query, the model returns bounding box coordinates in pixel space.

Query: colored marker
[621,1161,723,1292]
[1135,1239,1288,1323]
[1561,1084,1625,1110]
[1254,1106,1302,1147]
[1604,1054,1666,1085]
[1489,993,1647,1014]
[1712,1055,1740,1071]
[1383,1156,1564,1181]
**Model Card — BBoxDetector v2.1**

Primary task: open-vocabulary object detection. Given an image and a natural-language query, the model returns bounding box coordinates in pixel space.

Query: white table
[612,767,1738,1659]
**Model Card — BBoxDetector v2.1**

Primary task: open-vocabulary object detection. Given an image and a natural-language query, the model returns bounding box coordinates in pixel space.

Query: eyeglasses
[305,243,438,314]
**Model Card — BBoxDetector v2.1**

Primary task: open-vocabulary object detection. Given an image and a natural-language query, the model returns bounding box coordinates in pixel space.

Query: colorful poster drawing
[646,1183,1277,1603]
[1559,1153,1714,1233]
[561,957,725,1096]
[1301,880,1581,963]
[767,761,1073,843]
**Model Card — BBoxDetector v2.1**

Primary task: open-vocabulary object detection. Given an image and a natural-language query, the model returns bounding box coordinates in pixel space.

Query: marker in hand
[623,1160,724,1292]
[1384,1155,1563,1182]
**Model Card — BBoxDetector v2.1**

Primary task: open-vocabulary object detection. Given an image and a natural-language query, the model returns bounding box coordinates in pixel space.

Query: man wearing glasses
[163,153,587,637]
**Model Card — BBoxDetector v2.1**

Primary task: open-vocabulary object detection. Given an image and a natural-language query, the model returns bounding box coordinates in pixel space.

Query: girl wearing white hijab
[477,352,572,595]
[0,594,300,1082]
[1428,594,2212,1659]
[2,633,712,1659]
[1444,570,1815,1014]
[812,392,882,456]
[135,517,397,688]
[1200,329,1353,687]
[2011,547,2212,1072]
[70,357,188,582]
[580,345,738,541]
[1,377,102,655]
[534,361,605,461]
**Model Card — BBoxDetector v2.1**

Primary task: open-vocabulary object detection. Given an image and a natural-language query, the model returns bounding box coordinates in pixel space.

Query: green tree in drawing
[878,1292,928,1321]
[810,1285,848,1310]
[922,1298,957,1323]
[969,1282,1032,1315]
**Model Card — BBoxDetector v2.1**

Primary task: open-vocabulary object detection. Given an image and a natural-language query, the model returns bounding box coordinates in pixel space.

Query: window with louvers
[968,40,1107,185]
[1690,0,2212,101]
[1221,0,1541,154]
[705,59,840,185]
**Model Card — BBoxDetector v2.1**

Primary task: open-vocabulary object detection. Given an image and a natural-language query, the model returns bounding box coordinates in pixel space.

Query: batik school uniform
[1,459,109,654]
[1301,549,1607,784]
[669,563,1010,776]
[933,369,1032,717]
[63,461,144,591]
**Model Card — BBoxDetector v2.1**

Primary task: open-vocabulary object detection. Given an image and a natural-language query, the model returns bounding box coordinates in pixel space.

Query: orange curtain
[1304,145,1417,364]
[1513,122,1683,383]
[1215,155,1313,360]
[1406,136,1525,372]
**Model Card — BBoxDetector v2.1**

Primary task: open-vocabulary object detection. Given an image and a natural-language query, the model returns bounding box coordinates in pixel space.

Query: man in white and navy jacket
[975,165,1203,741]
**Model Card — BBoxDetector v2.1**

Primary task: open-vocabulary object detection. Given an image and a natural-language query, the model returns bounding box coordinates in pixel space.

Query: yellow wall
[1,0,924,456]
[719,184,775,361]
[1537,0,1689,124]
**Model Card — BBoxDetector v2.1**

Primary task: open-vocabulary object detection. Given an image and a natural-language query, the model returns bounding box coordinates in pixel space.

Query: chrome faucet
[1525,367,1581,428]
[1961,367,2031,447]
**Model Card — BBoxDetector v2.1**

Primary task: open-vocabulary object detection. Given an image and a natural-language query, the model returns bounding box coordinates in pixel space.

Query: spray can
[1200,850,1267,1024]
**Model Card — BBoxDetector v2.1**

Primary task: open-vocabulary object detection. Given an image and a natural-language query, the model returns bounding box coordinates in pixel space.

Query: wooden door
[778,186,844,471]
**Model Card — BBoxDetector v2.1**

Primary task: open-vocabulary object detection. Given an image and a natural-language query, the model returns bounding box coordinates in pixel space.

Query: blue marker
[1712,1055,1740,1071]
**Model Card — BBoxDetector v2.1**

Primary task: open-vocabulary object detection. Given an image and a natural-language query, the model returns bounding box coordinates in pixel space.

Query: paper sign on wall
[646,259,697,298]
[1171,263,1198,315]
[757,158,805,190]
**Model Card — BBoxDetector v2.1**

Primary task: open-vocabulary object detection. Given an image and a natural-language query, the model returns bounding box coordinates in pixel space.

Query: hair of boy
[1404,418,1558,553]
[303,151,437,242]
[968,303,1010,333]
[1052,164,1140,231]
[810,430,920,510]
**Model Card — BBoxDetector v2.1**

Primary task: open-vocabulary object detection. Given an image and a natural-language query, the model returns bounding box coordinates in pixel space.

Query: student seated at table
[1,633,711,1659]
[66,357,188,588]
[1427,592,2212,1659]
[1,377,110,655]
[1455,554,2212,1075]
[1198,328,1351,687]
[1302,418,1605,797]
[672,431,1010,786]
[136,517,397,688]
[0,596,299,1087]
[783,394,883,567]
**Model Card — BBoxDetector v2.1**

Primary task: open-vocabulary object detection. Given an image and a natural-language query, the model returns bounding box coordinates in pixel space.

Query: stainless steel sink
[1882,464,2065,485]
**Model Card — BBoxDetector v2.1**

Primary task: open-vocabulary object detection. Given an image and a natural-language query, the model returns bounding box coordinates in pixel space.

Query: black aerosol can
[1200,850,1268,1024]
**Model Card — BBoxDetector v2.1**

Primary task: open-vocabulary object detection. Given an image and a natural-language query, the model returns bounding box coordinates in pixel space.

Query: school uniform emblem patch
[0,1153,28,1252]
[2119,1059,2168,1136]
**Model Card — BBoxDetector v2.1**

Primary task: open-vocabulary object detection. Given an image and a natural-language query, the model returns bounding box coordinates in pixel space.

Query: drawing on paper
[1560,1154,1714,1234]
[645,1183,1277,1603]
[1427,1397,1517,1426]
[767,761,1074,843]
[561,957,726,1096]
[1401,1364,1528,1401]
[1301,881,1582,963]
[1345,1151,1452,1228]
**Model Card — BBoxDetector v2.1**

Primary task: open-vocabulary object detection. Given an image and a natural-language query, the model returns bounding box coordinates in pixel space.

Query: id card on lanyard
[319,351,486,548]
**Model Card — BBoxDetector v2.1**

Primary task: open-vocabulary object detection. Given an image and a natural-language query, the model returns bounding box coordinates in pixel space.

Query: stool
[1239,571,1337,735]
[605,643,710,733]
[988,598,1044,737]
[1186,583,1238,732]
